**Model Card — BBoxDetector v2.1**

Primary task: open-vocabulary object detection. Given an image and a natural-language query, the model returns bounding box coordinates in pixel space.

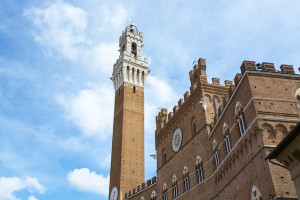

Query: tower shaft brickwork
[109,24,149,200]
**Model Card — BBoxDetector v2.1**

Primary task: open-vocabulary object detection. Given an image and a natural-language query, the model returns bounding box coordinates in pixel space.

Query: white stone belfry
[111,24,149,91]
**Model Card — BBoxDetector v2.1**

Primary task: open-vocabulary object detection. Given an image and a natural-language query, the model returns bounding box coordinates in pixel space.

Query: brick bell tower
[109,24,149,200]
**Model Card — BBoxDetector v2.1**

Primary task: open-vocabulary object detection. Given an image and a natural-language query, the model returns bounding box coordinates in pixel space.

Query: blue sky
[0,0,300,200]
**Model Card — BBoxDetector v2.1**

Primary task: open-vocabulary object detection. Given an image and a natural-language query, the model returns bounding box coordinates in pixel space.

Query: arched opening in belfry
[132,68,135,83]
[141,71,145,85]
[131,43,137,58]
[137,69,140,84]
[127,66,130,81]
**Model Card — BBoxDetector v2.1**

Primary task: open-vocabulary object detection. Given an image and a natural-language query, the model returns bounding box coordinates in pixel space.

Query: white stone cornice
[112,26,149,91]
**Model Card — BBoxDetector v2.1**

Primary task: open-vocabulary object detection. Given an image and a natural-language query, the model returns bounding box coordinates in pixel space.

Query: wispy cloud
[24,1,88,61]
[146,75,177,106]
[0,176,45,200]
[68,168,109,196]
[28,195,38,200]
[56,84,114,139]
[87,42,119,74]
[24,1,128,76]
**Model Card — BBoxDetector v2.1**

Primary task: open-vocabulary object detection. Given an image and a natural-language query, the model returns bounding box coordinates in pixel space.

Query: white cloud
[0,176,45,200]
[146,75,177,105]
[56,84,114,139]
[88,42,119,74]
[24,1,88,61]
[28,195,38,200]
[24,1,128,74]
[98,4,129,31]
[144,75,179,133]
[68,168,109,196]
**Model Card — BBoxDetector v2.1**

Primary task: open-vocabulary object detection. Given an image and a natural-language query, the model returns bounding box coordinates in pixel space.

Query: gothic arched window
[214,151,220,168]
[251,185,262,200]
[150,190,157,200]
[223,123,232,153]
[235,102,247,136]
[195,156,204,183]
[172,175,178,199]
[213,96,220,115]
[224,135,232,153]
[183,166,190,192]
[162,183,168,200]
[131,43,137,58]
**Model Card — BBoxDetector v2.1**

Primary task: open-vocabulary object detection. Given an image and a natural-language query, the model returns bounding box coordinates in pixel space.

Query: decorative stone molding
[111,25,149,91]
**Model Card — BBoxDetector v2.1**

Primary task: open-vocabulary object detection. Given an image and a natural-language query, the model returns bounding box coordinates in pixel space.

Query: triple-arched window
[172,175,178,199]
[183,166,190,192]
[195,156,204,183]
[162,183,168,200]
[150,190,157,200]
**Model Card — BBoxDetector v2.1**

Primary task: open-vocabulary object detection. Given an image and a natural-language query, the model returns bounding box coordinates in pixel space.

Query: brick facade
[123,59,300,200]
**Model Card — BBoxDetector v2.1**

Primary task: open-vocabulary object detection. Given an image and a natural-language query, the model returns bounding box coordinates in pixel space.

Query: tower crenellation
[189,58,207,86]
[112,24,149,91]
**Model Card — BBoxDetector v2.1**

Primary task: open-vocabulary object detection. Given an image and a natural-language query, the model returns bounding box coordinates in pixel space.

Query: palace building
[109,25,300,200]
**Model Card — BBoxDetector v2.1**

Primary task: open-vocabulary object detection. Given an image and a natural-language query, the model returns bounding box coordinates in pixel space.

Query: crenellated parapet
[189,58,207,86]
[155,108,168,134]
[155,59,297,135]
[124,176,157,200]
[240,60,295,75]
[155,59,233,134]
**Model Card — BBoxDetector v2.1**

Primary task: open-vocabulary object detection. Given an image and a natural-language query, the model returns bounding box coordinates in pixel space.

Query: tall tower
[109,24,149,200]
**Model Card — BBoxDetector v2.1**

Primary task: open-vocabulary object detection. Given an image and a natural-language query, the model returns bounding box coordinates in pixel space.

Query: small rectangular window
[193,122,197,134]
[225,136,232,153]
[214,152,220,168]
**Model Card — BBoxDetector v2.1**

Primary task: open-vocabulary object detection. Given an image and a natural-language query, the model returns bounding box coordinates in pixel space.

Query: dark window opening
[131,43,137,58]
[163,192,168,200]
[183,176,190,192]
[197,167,204,183]
[173,185,178,198]
[163,152,166,164]
[237,114,247,136]
[193,122,197,134]
[133,86,136,93]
